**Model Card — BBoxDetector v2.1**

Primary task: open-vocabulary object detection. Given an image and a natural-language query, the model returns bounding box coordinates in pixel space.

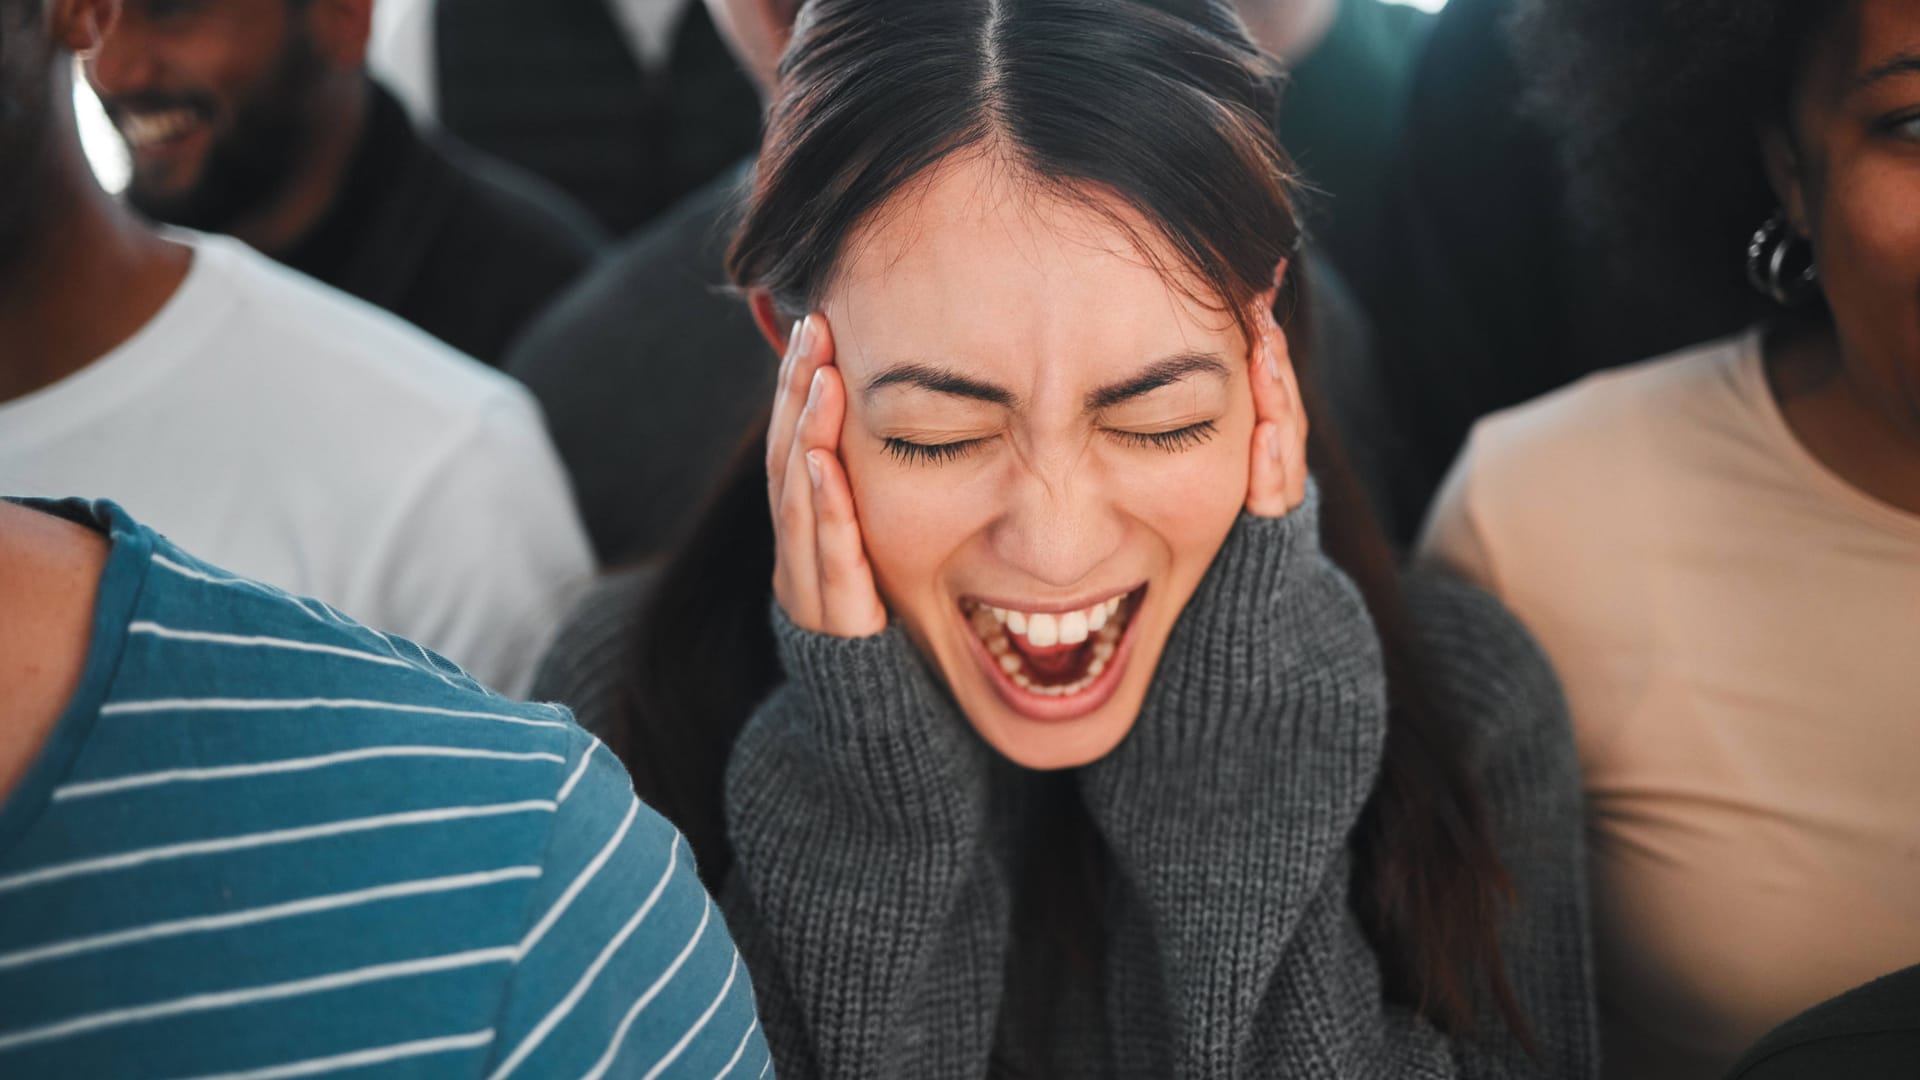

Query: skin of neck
[224,70,370,255]
[1767,315,1920,515]
[0,64,190,406]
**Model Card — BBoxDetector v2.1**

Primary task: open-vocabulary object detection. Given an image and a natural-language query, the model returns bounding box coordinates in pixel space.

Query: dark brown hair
[626,0,1527,1064]
[1507,0,1836,315]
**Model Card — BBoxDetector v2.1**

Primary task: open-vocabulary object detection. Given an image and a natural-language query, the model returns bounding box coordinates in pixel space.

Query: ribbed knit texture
[1403,574,1599,1079]
[1075,498,1417,1077]
[723,604,1007,1078]
[537,486,1598,1078]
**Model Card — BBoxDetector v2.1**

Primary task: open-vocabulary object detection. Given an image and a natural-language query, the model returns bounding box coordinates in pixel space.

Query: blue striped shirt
[0,499,771,1079]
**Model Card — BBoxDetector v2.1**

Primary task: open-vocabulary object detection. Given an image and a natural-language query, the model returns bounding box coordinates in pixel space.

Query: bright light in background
[74,61,130,195]
[1384,0,1447,9]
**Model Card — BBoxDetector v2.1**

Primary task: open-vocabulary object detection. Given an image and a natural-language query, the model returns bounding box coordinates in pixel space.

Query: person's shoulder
[65,511,597,879]
[431,132,608,262]
[0,506,760,1080]
[0,502,109,785]
[182,232,550,465]
[1435,331,1753,572]
[189,232,531,408]
[106,524,600,852]
[1467,332,1749,474]
[1727,964,1920,1080]
[529,567,659,750]
[1401,572,1574,773]
[508,162,749,372]
[131,525,566,721]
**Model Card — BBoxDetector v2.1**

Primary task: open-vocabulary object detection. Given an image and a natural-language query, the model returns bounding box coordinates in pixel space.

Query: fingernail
[786,319,805,360]
[1266,425,1284,461]
[805,367,827,410]
[1265,337,1282,381]
[793,314,816,358]
[805,450,824,489]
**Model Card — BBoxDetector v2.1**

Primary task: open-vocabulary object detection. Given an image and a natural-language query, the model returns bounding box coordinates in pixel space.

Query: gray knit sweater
[532,493,1597,1078]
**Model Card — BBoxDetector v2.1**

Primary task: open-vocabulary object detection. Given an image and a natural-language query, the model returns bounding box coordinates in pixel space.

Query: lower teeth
[972,598,1126,697]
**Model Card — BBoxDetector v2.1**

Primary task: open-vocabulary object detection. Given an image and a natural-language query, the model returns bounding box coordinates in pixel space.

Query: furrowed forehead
[825,148,1233,328]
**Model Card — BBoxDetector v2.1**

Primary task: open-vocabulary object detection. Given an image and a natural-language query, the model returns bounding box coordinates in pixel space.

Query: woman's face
[818,155,1263,769]
[1777,0,1920,427]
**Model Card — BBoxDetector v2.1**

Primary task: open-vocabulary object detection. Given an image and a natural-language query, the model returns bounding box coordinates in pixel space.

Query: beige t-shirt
[1419,328,1920,1080]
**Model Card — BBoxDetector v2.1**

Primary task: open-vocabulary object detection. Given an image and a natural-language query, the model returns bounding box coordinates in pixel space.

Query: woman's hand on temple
[1245,318,1309,518]
[767,314,889,637]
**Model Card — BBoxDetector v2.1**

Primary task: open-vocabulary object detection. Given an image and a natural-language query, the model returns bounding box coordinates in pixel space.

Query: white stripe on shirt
[0,866,542,973]
[576,899,721,1076]
[614,900,714,1058]
[148,555,480,689]
[126,622,414,670]
[174,1028,496,1080]
[516,797,639,959]
[591,899,714,1076]
[0,948,517,1054]
[379,628,474,693]
[554,741,599,805]
[55,747,565,801]
[0,801,557,895]
[152,554,299,598]
[149,556,358,631]
[485,837,682,1080]
[640,946,739,1080]
[99,697,569,731]
[715,1018,761,1079]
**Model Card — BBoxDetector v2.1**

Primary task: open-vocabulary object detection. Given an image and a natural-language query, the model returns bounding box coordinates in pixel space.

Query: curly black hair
[1506,0,1836,315]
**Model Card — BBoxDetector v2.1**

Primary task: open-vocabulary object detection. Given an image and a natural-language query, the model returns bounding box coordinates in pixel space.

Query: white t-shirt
[0,233,594,697]
[1419,329,1920,1079]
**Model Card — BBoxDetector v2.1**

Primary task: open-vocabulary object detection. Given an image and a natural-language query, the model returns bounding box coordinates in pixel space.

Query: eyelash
[882,421,1219,464]
[883,437,985,464]
[1110,421,1219,452]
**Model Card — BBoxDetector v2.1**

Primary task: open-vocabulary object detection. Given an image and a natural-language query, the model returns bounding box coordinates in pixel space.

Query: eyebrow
[1085,353,1231,410]
[1853,51,1920,93]
[864,363,1017,406]
[861,351,1232,411]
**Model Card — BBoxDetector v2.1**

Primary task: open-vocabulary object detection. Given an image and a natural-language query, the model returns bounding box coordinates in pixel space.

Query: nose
[989,464,1125,592]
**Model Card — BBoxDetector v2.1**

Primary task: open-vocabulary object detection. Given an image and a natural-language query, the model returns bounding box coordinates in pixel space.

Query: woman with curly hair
[1421,2,1920,1077]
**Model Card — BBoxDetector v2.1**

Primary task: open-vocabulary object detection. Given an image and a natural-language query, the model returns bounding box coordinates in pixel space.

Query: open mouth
[114,107,207,154]
[959,586,1145,720]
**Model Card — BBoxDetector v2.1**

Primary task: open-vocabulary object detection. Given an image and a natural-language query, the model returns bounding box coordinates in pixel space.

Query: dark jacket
[279,80,607,365]
[1726,966,1920,1080]
[505,162,771,563]
[433,0,762,236]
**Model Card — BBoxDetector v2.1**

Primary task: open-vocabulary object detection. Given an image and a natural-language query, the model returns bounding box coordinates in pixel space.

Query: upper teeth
[991,597,1122,647]
[120,109,197,149]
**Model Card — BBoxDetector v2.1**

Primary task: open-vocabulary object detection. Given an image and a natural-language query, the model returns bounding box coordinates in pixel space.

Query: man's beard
[121,31,325,234]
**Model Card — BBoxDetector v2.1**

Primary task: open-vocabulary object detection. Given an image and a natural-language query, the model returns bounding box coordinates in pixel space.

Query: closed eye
[1107,421,1218,452]
[884,421,1217,463]
[882,436,988,464]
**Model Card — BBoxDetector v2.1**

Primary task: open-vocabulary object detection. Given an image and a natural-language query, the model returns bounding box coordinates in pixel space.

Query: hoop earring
[1746,210,1820,306]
